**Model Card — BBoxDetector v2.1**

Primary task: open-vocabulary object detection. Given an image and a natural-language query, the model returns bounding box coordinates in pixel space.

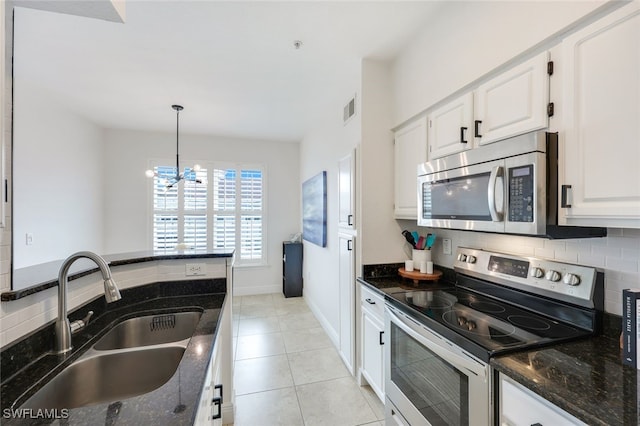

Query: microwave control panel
[508,165,534,222]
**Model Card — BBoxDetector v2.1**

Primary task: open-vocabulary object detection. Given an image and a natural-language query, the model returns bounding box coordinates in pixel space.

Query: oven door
[417,158,506,233]
[385,304,491,426]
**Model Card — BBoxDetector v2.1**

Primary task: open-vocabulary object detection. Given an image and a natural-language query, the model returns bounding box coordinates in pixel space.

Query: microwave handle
[488,166,504,222]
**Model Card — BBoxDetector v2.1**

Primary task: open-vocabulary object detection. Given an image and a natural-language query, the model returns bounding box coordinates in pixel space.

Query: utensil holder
[412,249,431,267]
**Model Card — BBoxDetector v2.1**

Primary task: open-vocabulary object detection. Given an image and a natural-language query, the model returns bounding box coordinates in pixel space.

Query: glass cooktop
[384,285,592,360]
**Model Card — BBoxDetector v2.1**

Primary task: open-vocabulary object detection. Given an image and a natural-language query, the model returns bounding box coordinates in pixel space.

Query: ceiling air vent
[343,94,356,125]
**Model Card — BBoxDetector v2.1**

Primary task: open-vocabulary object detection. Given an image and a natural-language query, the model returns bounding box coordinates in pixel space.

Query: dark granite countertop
[491,317,638,426]
[1,278,227,425]
[3,249,234,301]
[358,267,638,426]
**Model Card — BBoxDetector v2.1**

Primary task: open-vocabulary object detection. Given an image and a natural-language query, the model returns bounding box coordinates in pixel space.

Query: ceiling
[13,1,443,142]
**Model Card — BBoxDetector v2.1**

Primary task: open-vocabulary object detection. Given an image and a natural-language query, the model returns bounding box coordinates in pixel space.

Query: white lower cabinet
[360,284,384,402]
[499,373,585,426]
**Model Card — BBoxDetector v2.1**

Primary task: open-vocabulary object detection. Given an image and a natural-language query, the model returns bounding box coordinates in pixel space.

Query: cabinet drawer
[361,284,384,319]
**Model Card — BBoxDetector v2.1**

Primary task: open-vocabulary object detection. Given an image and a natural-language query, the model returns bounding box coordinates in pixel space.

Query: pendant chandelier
[145,104,201,189]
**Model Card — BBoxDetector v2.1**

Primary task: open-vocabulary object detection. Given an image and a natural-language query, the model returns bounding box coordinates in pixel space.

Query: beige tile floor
[232,293,385,426]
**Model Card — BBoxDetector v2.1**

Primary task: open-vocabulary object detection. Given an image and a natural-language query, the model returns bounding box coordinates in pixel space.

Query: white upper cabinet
[475,51,550,145]
[559,1,640,228]
[338,150,356,231]
[394,117,428,219]
[427,93,474,159]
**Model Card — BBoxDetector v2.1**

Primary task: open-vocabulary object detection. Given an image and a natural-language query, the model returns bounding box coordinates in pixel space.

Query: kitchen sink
[17,310,203,411]
[20,345,186,409]
[93,311,202,350]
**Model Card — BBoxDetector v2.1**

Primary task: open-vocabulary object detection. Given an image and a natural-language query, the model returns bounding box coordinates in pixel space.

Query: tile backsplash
[423,227,640,316]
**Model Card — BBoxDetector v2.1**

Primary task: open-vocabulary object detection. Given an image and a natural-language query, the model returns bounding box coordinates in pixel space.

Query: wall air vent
[343,94,356,125]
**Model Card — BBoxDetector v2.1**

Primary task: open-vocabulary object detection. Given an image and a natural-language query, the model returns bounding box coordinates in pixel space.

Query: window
[213,166,264,263]
[152,166,207,251]
[151,163,265,264]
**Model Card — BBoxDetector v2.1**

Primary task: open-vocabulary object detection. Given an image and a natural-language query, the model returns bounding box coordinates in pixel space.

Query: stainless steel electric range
[383,247,603,426]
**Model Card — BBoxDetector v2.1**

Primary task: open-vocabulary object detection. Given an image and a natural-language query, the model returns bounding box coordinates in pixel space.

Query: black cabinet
[282,242,303,298]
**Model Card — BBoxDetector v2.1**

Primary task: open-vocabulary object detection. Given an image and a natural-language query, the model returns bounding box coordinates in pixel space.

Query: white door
[394,117,427,219]
[338,150,356,230]
[475,51,550,145]
[338,233,355,374]
[559,2,640,228]
[428,92,474,159]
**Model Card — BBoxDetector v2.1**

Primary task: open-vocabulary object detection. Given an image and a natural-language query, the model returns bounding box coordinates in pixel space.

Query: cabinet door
[560,2,640,228]
[338,233,355,374]
[500,374,586,426]
[475,51,550,145]
[361,309,384,402]
[394,117,427,219]
[338,150,356,230]
[428,92,474,160]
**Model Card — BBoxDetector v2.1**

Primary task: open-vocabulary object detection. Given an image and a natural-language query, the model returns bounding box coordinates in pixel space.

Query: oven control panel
[454,247,598,308]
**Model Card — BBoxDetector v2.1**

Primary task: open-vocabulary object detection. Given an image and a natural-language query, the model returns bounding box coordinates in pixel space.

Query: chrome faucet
[55,251,121,354]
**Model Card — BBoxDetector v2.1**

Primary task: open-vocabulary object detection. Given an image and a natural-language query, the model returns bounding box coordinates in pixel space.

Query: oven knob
[563,273,581,286]
[545,270,561,282]
[457,253,467,262]
[465,255,476,264]
[530,267,544,278]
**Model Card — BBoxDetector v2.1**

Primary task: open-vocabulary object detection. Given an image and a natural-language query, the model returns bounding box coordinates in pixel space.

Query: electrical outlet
[185,263,206,276]
[442,238,452,255]
[26,233,34,246]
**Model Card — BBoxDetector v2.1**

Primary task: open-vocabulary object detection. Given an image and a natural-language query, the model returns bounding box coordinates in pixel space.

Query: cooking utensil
[411,231,420,245]
[402,230,416,248]
[426,233,436,249]
[416,236,425,250]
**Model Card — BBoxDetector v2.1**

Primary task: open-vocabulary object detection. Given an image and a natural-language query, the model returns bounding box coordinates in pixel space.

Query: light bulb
[145,169,155,178]
[193,164,201,172]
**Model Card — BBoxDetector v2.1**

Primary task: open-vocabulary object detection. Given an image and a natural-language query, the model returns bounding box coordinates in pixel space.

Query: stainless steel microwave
[417,131,606,238]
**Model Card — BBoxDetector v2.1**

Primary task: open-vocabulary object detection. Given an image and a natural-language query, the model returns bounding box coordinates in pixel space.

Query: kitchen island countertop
[1,278,227,425]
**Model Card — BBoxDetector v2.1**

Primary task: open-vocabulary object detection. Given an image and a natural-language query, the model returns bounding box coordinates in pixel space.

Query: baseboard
[232,284,281,297]
[222,402,234,425]
[304,296,340,349]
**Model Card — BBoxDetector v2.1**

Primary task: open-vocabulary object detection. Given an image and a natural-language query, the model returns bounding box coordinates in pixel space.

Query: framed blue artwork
[302,171,327,247]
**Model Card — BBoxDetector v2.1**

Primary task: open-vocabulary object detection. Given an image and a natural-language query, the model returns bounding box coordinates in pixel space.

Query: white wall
[299,73,361,345]
[386,1,639,316]
[360,59,406,265]
[13,81,104,268]
[103,128,300,295]
[391,1,613,127]
[1,1,13,293]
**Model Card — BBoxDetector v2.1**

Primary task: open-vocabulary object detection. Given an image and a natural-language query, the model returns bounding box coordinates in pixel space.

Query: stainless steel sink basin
[21,346,185,409]
[93,311,202,350]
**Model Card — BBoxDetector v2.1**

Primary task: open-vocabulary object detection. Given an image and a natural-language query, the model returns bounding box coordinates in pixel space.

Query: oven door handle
[387,307,487,379]
[487,165,504,222]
